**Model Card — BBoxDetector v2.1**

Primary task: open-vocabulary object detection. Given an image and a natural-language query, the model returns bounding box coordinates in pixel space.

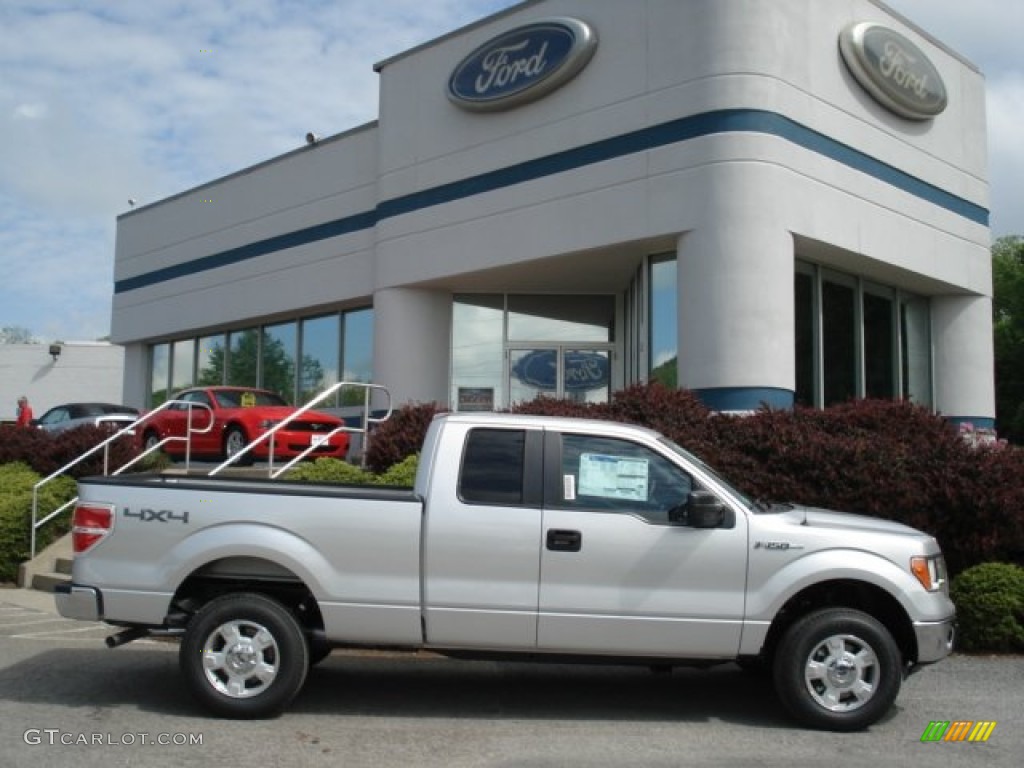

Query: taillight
[72,504,114,554]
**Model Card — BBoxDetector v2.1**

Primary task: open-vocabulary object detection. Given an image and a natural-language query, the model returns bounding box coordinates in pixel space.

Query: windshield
[214,390,287,408]
[658,437,755,510]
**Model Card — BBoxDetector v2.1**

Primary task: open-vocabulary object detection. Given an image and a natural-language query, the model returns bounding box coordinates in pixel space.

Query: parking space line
[0,617,86,629]
[12,624,109,638]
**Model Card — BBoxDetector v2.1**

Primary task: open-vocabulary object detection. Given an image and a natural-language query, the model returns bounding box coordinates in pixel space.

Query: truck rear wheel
[180,592,308,718]
[773,608,901,731]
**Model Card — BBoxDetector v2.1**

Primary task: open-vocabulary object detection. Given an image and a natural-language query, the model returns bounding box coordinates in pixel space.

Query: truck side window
[459,429,526,505]
[559,434,692,524]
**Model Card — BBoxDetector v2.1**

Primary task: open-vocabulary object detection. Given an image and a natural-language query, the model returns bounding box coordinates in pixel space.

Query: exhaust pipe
[105,627,150,648]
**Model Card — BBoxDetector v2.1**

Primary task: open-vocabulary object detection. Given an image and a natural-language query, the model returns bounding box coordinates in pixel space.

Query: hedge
[0,424,138,478]
[0,463,77,582]
[950,562,1024,652]
[364,384,1024,575]
[284,454,420,487]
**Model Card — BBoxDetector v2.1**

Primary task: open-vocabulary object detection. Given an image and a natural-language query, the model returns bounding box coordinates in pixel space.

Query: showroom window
[794,262,931,408]
[149,343,170,406]
[649,255,678,389]
[261,322,297,403]
[197,334,226,386]
[451,294,615,411]
[147,308,373,407]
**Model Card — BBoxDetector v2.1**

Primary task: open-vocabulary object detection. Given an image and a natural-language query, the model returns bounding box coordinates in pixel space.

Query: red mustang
[141,386,349,465]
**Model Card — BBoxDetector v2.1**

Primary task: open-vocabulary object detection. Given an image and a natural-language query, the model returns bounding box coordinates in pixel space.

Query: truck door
[422,426,544,649]
[537,430,748,657]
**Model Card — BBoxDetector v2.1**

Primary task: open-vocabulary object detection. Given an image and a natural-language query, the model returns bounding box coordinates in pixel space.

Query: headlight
[259,419,281,429]
[910,555,948,594]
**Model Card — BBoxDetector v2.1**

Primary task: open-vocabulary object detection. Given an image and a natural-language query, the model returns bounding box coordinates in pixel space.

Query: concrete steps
[17,534,73,592]
[30,555,72,593]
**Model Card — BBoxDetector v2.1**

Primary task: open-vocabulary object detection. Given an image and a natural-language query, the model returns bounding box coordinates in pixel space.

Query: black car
[33,403,140,434]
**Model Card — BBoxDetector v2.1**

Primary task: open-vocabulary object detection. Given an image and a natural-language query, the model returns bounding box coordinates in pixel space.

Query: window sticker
[240,391,257,408]
[578,453,648,501]
[563,474,576,501]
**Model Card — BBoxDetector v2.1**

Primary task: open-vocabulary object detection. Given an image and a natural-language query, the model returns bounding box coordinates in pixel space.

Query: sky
[1,0,1021,344]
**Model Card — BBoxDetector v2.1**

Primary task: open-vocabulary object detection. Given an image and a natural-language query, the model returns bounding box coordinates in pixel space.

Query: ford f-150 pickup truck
[56,412,955,730]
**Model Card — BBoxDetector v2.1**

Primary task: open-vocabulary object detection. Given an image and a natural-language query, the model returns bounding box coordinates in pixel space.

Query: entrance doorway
[508,346,612,405]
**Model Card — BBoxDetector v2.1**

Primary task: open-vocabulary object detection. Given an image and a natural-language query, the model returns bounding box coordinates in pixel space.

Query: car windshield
[214,390,288,408]
[658,437,755,510]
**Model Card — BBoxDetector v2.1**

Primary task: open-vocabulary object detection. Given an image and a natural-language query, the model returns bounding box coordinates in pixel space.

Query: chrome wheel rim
[226,430,245,457]
[803,633,878,712]
[201,620,279,698]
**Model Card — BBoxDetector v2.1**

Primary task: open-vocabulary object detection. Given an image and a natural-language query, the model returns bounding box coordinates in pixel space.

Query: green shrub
[950,562,1024,652]
[0,463,77,582]
[374,454,419,487]
[284,455,419,488]
[284,458,374,485]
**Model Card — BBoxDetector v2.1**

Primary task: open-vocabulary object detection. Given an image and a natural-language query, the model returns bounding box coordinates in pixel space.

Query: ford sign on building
[839,22,948,120]
[112,0,995,437]
[447,17,597,111]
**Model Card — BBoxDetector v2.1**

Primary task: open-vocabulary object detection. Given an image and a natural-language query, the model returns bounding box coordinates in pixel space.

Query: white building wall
[0,343,125,421]
[109,0,994,425]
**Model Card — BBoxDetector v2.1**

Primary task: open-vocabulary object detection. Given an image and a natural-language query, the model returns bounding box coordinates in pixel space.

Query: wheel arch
[169,555,324,635]
[757,579,917,666]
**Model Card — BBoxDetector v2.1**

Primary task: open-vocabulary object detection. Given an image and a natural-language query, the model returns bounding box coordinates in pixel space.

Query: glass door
[508,346,611,406]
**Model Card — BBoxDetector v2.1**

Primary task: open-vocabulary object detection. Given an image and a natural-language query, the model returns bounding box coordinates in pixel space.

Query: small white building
[111,0,994,429]
[0,342,125,421]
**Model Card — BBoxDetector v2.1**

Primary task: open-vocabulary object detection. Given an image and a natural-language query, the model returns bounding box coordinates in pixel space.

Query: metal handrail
[29,400,214,558]
[209,381,393,477]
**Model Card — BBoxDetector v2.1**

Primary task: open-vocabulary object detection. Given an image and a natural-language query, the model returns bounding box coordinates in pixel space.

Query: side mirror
[687,490,726,529]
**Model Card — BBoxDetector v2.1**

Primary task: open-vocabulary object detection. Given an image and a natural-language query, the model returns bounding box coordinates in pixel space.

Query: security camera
[128,198,136,207]
[305,132,319,145]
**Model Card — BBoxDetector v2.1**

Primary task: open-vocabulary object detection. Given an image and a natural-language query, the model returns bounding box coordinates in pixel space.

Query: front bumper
[54,583,102,622]
[913,615,956,663]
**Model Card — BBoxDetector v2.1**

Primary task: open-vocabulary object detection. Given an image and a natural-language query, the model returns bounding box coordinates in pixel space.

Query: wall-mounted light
[49,343,62,363]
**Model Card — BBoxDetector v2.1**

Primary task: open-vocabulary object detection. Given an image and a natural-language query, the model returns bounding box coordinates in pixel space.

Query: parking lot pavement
[0,588,112,643]
[1,585,1020,768]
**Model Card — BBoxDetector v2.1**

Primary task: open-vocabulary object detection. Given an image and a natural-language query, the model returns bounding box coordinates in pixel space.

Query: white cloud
[0,0,512,340]
[884,0,1024,236]
[0,0,1019,345]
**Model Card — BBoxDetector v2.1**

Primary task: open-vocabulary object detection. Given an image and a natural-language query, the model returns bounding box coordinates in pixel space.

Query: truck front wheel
[773,608,902,731]
[180,593,308,718]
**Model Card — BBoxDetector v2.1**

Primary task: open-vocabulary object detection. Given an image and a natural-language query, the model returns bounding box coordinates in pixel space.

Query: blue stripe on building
[115,108,989,294]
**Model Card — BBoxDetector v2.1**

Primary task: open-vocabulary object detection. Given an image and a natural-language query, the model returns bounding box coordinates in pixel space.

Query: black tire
[308,632,332,667]
[179,593,309,719]
[143,430,162,454]
[736,654,771,678]
[223,425,254,466]
[773,608,902,731]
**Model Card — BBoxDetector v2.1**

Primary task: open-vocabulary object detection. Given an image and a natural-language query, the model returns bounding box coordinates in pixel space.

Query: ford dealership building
[112,0,994,427]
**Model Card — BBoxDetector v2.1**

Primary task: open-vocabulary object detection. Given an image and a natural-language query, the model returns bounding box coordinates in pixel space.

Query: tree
[198,331,326,405]
[993,235,1024,443]
[0,326,37,344]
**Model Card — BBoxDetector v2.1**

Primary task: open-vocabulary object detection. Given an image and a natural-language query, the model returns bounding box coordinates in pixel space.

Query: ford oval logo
[448,17,597,112]
[512,350,609,392]
[839,22,947,120]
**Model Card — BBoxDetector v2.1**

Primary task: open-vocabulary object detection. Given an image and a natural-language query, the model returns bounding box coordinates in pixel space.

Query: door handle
[546,529,582,552]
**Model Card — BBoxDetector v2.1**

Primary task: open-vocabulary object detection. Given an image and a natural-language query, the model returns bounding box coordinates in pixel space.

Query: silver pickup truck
[56,412,955,730]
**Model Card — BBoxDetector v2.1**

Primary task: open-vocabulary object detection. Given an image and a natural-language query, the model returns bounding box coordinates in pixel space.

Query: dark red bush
[364,402,447,473]
[0,424,139,479]
[509,389,1024,575]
